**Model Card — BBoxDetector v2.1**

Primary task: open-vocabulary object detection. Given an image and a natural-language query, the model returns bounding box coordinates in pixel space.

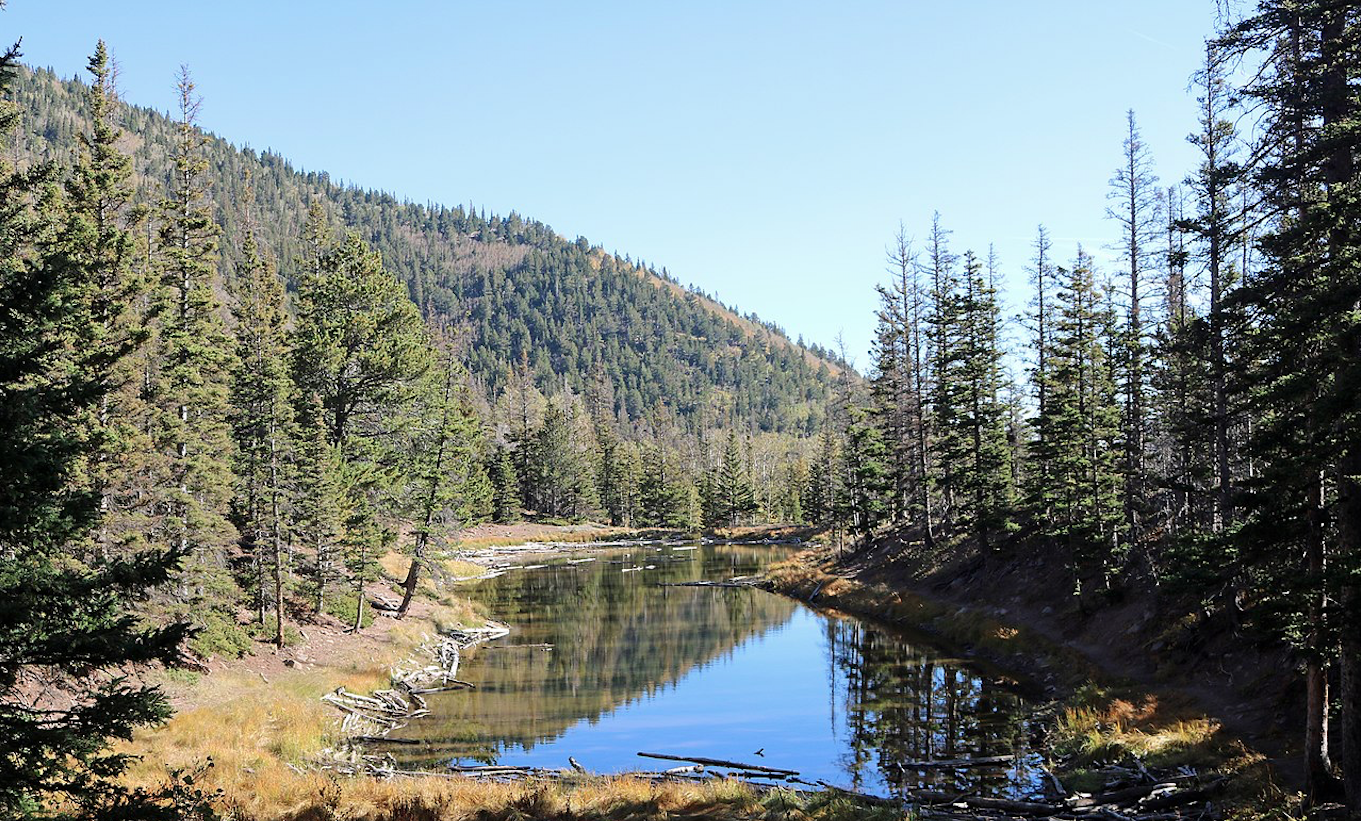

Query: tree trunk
[1306,472,1338,801]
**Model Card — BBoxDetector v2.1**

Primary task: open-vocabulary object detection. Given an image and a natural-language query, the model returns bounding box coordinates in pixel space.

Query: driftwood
[657,579,760,588]
[351,735,421,745]
[901,754,1015,769]
[1136,778,1225,811]
[961,796,1062,815]
[637,751,798,776]
[409,681,475,694]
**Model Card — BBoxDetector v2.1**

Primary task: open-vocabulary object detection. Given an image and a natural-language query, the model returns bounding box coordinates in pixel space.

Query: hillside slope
[10,64,845,434]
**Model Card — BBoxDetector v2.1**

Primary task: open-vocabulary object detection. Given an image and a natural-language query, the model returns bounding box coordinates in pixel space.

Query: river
[389,542,1044,799]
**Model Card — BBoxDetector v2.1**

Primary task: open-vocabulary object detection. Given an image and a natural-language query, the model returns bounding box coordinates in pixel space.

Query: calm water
[391,543,1043,798]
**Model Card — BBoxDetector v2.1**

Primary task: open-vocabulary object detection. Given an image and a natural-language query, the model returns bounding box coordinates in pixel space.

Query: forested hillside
[795,5,1361,814]
[7,64,843,435]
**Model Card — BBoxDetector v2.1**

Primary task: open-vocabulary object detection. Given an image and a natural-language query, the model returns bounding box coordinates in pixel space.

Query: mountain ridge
[9,63,847,435]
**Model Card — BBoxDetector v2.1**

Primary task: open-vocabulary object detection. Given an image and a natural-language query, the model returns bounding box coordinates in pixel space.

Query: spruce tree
[0,39,197,819]
[1218,3,1361,805]
[1034,249,1122,598]
[956,249,1013,553]
[229,187,293,647]
[712,431,758,529]
[397,329,489,617]
[1107,110,1161,538]
[487,446,521,524]
[152,67,240,646]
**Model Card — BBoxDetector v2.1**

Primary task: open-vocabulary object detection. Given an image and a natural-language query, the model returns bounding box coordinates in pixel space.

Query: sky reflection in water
[393,544,1042,798]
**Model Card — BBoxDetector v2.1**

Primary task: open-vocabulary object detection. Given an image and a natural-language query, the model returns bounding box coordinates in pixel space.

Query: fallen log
[813,780,900,807]
[637,751,798,776]
[656,580,758,588]
[962,796,1062,815]
[1137,778,1225,811]
[901,754,1015,768]
[409,681,475,694]
[351,735,421,745]
[1070,782,1178,808]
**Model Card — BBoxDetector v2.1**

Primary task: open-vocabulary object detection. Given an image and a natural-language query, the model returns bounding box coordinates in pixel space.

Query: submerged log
[962,796,1062,815]
[637,751,798,776]
[901,754,1015,768]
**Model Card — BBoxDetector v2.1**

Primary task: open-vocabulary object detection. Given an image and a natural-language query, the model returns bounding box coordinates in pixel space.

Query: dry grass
[195,772,897,821]
[1052,687,1223,768]
[454,527,639,550]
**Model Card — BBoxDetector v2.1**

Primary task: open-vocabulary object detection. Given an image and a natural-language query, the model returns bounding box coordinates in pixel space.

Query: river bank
[763,546,1292,819]
[120,525,897,821]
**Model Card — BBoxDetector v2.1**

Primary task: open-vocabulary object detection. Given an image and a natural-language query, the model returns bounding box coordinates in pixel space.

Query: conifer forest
[3,3,1361,820]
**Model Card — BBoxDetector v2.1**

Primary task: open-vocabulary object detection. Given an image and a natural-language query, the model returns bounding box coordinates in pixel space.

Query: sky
[2,1,1228,368]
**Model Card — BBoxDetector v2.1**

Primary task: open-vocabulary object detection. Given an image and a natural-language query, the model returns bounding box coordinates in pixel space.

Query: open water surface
[390,543,1044,799]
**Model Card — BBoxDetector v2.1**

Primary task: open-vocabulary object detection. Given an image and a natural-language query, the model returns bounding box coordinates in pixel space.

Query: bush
[323,588,375,629]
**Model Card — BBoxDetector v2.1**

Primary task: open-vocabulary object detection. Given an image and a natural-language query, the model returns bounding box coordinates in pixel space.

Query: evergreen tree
[294,393,344,618]
[638,443,685,528]
[1032,249,1122,598]
[842,406,888,541]
[1107,110,1161,538]
[228,184,292,648]
[152,67,239,645]
[397,329,490,617]
[956,250,1013,553]
[487,445,521,524]
[0,38,197,819]
[291,228,431,630]
[1218,3,1361,805]
[926,214,964,533]
[1023,226,1057,522]
[711,431,758,529]
[53,41,155,563]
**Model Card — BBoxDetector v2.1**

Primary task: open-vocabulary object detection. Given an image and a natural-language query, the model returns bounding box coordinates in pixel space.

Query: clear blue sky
[3,1,1224,367]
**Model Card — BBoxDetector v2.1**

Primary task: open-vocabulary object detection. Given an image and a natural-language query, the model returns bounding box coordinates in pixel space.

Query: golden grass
[454,526,638,550]
[435,557,492,580]
[198,774,897,821]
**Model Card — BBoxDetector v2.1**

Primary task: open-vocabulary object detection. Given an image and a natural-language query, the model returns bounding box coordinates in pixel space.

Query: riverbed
[389,542,1044,799]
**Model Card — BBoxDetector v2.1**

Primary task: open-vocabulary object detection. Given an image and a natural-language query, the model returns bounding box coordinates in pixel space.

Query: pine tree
[152,67,240,644]
[294,394,345,618]
[397,329,489,617]
[1218,4,1361,806]
[956,250,1013,553]
[53,41,156,563]
[1107,110,1161,538]
[1023,226,1056,521]
[638,443,685,528]
[291,229,431,630]
[842,406,888,541]
[0,39,196,819]
[1034,249,1122,599]
[926,214,964,533]
[1181,44,1244,536]
[870,228,919,525]
[712,431,758,529]
[229,182,292,648]
[487,445,521,524]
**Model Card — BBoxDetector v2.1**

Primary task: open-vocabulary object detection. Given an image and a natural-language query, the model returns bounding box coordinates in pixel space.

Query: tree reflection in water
[390,544,1039,799]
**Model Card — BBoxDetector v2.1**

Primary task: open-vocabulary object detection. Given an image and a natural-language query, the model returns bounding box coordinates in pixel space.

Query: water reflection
[392,544,1040,798]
